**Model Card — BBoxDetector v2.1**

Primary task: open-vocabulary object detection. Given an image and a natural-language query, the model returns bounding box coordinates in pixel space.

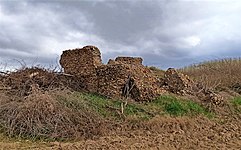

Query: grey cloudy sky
[1,0,241,70]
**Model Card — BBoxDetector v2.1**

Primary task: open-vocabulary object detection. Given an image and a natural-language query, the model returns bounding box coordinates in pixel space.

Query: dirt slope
[1,116,240,150]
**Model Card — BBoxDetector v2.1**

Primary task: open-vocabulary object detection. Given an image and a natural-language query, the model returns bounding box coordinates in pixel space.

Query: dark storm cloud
[0,0,241,70]
[80,1,163,44]
[0,0,84,67]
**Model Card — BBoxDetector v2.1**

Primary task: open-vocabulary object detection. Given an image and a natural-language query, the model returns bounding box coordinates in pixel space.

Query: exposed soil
[1,115,240,150]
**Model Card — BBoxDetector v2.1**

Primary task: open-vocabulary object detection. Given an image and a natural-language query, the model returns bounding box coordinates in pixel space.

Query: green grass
[57,92,152,120]
[56,92,212,120]
[231,96,241,112]
[147,95,213,117]
[83,93,153,120]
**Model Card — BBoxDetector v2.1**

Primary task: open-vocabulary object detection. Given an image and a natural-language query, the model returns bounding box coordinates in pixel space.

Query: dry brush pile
[0,67,105,140]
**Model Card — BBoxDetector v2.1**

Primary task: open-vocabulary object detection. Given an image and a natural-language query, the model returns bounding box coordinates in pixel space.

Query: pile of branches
[0,67,106,140]
[0,90,103,140]
[1,67,85,97]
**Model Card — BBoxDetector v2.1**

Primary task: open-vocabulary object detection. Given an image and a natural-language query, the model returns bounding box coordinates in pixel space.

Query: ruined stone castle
[59,45,223,105]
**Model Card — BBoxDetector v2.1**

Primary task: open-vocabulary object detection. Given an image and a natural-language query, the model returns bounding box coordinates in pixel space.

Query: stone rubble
[60,45,223,104]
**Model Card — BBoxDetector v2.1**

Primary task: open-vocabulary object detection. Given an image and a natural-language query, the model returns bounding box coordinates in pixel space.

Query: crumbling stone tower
[60,46,102,92]
[60,46,102,76]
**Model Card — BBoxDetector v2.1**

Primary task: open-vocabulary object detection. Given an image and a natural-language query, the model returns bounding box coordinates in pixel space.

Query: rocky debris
[198,89,224,111]
[125,64,165,101]
[96,64,131,99]
[161,68,224,109]
[162,68,195,95]
[107,57,143,66]
[97,62,165,101]
[115,57,143,65]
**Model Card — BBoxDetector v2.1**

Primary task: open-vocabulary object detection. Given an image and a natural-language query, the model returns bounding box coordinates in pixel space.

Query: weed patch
[74,93,211,118]
[72,92,152,120]
[149,95,212,117]
[231,96,241,112]
[165,100,187,116]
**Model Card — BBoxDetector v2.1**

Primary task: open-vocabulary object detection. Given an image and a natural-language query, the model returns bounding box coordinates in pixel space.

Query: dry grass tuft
[148,66,165,78]
[179,58,241,93]
[0,90,103,141]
